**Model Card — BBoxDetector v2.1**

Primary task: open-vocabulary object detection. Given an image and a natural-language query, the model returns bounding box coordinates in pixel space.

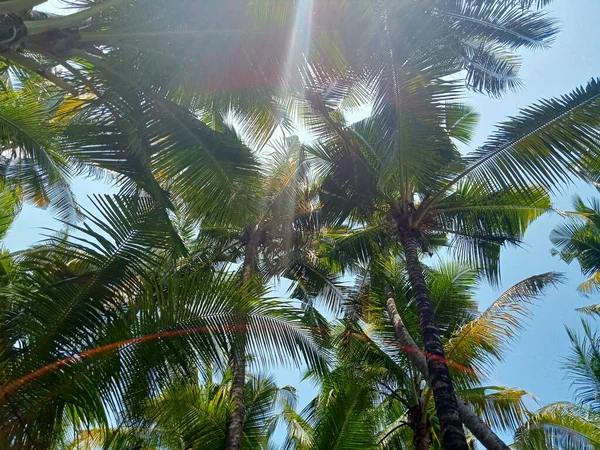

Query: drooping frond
[64,73,262,226]
[551,196,600,295]
[441,1,558,50]
[458,385,533,432]
[445,272,563,381]
[0,89,77,220]
[514,402,600,450]
[453,78,600,196]
[0,184,20,240]
[431,183,551,282]
[564,321,600,412]
[444,103,480,145]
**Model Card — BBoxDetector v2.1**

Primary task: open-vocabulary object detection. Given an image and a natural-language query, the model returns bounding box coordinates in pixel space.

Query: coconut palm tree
[551,197,600,296]
[0,0,556,235]
[304,72,600,450]
[0,0,563,226]
[189,133,344,450]
[0,193,326,449]
[0,84,78,220]
[62,370,296,450]
[282,259,560,450]
[0,0,559,97]
[0,0,562,193]
[514,320,600,450]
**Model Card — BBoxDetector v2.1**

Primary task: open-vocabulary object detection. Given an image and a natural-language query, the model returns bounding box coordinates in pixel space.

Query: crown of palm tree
[282,260,560,450]
[0,193,327,449]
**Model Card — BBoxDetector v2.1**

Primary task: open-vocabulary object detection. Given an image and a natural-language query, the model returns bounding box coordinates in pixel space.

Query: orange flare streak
[0,326,474,399]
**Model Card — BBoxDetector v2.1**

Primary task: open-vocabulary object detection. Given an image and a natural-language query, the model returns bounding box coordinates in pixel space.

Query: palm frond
[551,196,600,295]
[432,183,551,282]
[453,78,600,196]
[445,272,563,380]
[459,385,534,432]
[442,1,558,50]
[444,103,480,145]
[564,321,600,412]
[515,402,600,450]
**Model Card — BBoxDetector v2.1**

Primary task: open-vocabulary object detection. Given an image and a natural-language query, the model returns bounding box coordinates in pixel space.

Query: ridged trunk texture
[225,230,259,450]
[385,290,510,450]
[409,404,431,450]
[385,288,510,450]
[225,344,246,450]
[399,230,469,450]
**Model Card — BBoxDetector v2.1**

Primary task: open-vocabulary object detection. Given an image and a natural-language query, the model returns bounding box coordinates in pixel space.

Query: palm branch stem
[3,50,79,95]
[414,88,600,226]
[0,0,44,13]
[378,421,411,445]
[385,285,511,450]
[399,230,469,450]
[24,0,126,34]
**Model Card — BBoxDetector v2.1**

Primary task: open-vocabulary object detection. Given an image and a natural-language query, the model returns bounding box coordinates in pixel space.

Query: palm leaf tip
[445,272,564,378]
[459,78,600,195]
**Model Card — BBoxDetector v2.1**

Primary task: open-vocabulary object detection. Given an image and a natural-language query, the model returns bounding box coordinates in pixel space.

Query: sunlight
[280,0,314,96]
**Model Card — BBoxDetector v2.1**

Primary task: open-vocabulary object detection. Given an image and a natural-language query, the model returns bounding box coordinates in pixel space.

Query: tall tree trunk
[225,230,259,450]
[398,230,469,450]
[226,343,246,450]
[385,288,510,450]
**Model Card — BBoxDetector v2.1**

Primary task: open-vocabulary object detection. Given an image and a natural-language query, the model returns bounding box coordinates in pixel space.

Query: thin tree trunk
[385,289,510,450]
[226,343,246,450]
[225,230,259,450]
[456,397,510,450]
[397,231,469,450]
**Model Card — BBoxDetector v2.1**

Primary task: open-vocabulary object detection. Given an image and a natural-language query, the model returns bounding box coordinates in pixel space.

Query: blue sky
[461,0,600,411]
[4,0,600,445]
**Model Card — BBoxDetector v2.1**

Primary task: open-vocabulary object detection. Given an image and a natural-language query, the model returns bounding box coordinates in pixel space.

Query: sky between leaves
[3,0,600,446]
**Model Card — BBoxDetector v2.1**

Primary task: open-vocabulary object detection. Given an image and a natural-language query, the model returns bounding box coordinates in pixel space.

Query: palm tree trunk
[398,230,469,450]
[225,230,259,450]
[226,343,246,450]
[408,403,431,450]
[385,287,510,450]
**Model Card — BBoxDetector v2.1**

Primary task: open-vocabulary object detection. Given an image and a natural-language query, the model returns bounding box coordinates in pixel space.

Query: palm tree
[0,0,556,232]
[551,197,600,296]
[189,133,344,450]
[0,0,563,228]
[0,84,78,220]
[305,73,600,450]
[283,259,559,450]
[514,320,600,450]
[63,369,296,450]
[0,0,562,200]
[0,193,326,449]
[0,0,559,97]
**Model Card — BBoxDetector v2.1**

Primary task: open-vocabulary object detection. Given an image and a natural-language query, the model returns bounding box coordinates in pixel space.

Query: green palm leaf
[445,272,563,380]
[450,78,600,195]
[515,403,600,450]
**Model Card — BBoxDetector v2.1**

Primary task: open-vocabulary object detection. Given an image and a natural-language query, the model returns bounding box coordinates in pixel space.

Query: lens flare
[1,324,474,401]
